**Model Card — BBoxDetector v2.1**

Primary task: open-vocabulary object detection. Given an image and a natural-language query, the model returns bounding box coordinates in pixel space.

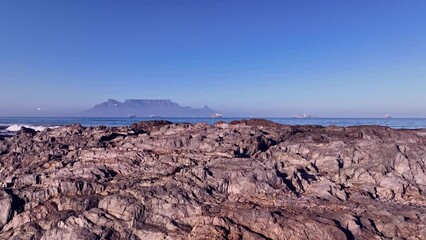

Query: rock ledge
[0,120,425,239]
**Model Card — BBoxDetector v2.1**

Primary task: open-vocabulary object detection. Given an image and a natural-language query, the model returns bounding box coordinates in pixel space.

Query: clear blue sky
[0,0,425,117]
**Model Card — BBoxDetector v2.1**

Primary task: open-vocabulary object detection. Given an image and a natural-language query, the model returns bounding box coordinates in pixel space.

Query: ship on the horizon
[384,114,393,119]
[128,114,137,118]
[292,114,319,119]
[210,113,223,118]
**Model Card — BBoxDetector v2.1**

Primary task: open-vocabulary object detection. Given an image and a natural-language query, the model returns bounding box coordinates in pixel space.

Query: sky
[0,0,425,117]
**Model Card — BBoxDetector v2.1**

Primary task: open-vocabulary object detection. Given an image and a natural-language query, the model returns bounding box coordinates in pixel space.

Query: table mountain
[81,99,216,117]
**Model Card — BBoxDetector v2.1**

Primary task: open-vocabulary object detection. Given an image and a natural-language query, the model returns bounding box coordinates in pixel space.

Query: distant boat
[292,114,318,119]
[384,114,393,119]
[128,114,137,118]
[210,113,223,118]
[150,115,161,118]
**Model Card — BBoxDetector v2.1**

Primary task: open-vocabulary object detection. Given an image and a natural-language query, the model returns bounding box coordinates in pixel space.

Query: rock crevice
[0,120,425,239]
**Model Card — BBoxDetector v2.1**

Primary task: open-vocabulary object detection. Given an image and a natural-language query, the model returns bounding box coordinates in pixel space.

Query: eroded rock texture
[0,120,425,239]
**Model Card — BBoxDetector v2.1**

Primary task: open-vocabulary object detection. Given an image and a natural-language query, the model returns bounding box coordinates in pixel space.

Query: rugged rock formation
[0,126,9,140]
[81,99,216,117]
[0,119,425,239]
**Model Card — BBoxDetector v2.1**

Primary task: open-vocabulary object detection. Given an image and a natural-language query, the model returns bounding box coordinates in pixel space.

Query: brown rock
[0,120,425,239]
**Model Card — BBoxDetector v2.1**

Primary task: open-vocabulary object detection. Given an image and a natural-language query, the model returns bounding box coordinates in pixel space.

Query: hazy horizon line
[1,116,426,119]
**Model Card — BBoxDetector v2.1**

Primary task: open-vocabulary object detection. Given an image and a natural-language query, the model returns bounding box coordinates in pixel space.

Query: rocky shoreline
[0,119,425,239]
[0,126,9,140]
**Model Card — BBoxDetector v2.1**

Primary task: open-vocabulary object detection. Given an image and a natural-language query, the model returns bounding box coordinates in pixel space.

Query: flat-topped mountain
[81,99,216,117]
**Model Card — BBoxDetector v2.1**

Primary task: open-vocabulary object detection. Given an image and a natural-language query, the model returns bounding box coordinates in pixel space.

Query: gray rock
[0,191,14,229]
[0,120,425,239]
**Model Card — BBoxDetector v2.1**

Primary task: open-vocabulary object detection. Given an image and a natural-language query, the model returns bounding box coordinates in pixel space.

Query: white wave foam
[6,125,58,132]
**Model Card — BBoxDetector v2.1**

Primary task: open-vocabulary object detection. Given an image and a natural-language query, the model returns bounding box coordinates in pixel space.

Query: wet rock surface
[0,119,425,239]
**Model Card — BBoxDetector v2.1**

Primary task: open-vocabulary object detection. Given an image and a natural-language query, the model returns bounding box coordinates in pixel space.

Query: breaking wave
[5,124,58,132]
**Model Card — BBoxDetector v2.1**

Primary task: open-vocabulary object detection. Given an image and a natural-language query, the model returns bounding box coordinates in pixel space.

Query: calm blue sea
[1,117,426,135]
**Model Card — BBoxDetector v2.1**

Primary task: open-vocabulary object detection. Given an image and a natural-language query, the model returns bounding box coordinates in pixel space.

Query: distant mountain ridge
[81,99,216,117]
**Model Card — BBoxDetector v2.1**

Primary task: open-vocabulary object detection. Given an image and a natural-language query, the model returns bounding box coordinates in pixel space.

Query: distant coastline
[80,99,217,117]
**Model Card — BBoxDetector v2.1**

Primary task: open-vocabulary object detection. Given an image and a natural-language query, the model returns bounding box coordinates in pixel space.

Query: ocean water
[1,117,426,135]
